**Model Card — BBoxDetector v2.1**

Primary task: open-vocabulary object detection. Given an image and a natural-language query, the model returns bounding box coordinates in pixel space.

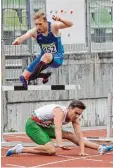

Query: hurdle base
[1,137,113,147]
[87,137,113,142]
[1,141,77,147]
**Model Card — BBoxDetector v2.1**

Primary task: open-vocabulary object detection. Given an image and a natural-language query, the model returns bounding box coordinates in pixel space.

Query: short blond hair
[33,11,47,21]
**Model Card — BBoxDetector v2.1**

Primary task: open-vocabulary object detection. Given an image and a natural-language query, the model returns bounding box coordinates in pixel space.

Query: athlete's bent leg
[62,131,99,150]
[29,72,52,84]
[20,54,48,88]
[62,131,113,154]
[20,70,31,88]
[22,142,56,155]
[29,53,53,81]
[6,142,56,156]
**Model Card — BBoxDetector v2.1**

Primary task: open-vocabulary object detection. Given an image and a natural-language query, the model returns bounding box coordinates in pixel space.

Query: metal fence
[2,0,46,84]
[88,0,113,51]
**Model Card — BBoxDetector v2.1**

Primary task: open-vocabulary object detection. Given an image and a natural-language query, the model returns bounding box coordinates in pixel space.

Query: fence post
[107,92,113,138]
[86,0,91,53]
[26,0,33,57]
[1,40,7,142]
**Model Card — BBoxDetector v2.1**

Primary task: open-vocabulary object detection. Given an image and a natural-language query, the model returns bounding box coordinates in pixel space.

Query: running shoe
[6,144,23,156]
[98,144,113,155]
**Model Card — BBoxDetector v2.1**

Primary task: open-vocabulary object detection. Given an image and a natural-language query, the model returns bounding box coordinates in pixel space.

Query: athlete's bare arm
[51,15,73,36]
[53,107,64,147]
[12,28,37,45]
[52,15,73,28]
[72,119,86,156]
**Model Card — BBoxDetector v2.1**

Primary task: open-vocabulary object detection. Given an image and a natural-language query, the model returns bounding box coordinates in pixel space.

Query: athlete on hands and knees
[12,11,73,88]
[6,100,113,156]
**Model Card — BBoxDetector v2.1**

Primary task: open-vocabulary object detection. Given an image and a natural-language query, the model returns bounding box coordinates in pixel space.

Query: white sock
[98,145,102,151]
[15,144,23,153]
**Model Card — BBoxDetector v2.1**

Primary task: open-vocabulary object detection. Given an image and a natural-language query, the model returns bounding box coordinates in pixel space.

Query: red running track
[2,129,113,167]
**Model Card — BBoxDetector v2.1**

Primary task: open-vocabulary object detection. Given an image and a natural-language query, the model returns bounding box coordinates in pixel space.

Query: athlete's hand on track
[12,38,21,45]
[78,153,89,156]
[52,15,61,21]
[60,146,72,150]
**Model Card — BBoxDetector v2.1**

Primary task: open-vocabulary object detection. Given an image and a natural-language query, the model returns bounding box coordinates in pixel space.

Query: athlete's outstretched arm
[12,28,37,45]
[53,108,64,147]
[52,15,73,29]
[72,119,86,156]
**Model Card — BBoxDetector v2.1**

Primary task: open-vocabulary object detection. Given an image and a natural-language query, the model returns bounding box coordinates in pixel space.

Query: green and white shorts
[25,117,56,145]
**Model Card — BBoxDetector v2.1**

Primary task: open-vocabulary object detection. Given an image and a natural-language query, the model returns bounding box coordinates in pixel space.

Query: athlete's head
[67,100,86,122]
[33,11,48,33]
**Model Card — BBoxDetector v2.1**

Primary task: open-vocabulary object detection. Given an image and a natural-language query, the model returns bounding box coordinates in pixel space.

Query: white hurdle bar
[2,84,81,91]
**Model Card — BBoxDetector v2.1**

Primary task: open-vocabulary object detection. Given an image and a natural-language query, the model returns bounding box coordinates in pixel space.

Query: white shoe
[98,144,113,155]
[6,144,23,156]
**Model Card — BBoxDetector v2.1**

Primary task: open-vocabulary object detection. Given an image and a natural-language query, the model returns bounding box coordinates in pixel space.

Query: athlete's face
[34,18,48,33]
[67,107,83,122]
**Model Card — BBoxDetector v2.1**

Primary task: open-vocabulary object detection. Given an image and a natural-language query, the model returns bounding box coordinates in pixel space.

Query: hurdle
[87,92,113,142]
[107,92,113,138]
[2,84,81,91]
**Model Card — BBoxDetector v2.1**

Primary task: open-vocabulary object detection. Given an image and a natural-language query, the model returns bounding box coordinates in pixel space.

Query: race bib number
[42,43,57,54]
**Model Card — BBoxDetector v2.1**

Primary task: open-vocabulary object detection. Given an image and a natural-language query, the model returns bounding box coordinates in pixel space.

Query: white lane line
[6,164,26,167]
[31,158,81,168]
[31,151,113,167]
[56,154,75,159]
[31,154,100,167]
[84,158,103,162]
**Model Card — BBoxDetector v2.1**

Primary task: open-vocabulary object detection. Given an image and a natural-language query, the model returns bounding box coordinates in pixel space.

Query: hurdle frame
[107,92,113,138]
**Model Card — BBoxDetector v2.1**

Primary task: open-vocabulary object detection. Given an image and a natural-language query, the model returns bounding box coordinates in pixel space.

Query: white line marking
[32,152,113,167]
[57,155,104,163]
[85,158,113,164]
[31,154,101,167]
[84,158,103,162]
[6,164,26,167]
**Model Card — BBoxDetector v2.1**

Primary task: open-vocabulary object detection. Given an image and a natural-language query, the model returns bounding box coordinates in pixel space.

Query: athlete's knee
[45,143,56,155]
[62,131,74,140]
[41,53,53,63]
[22,70,31,80]
[47,146,56,155]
